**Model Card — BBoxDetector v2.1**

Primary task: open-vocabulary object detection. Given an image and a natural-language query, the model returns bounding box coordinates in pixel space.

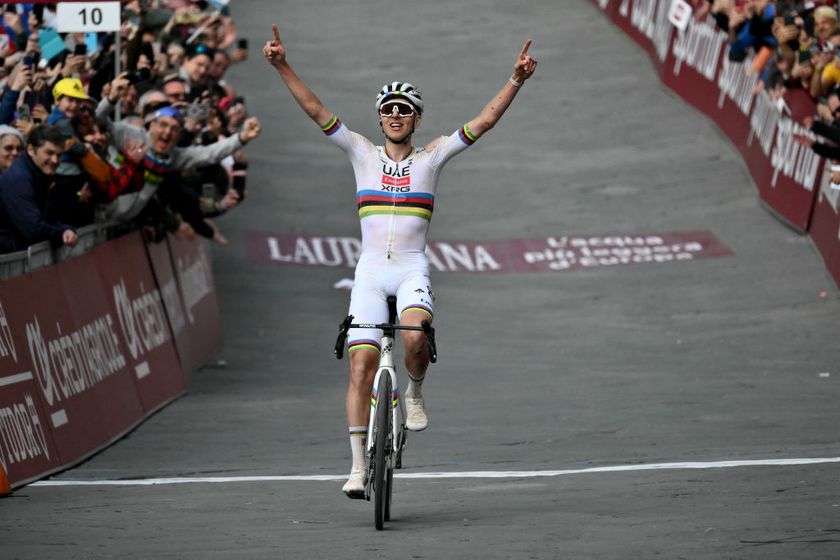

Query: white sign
[668,0,693,32]
[56,2,121,33]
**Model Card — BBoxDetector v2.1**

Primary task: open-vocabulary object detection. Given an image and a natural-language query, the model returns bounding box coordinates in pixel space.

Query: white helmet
[375,82,424,115]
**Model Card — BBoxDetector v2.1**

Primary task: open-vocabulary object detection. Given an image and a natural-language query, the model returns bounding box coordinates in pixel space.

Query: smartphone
[74,43,88,56]
[17,104,31,122]
[237,38,248,50]
[22,90,37,110]
[125,66,152,84]
[141,42,154,62]
[232,161,247,200]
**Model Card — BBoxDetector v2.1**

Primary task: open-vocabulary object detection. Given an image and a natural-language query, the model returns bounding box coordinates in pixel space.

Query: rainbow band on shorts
[348,339,381,354]
[401,304,433,319]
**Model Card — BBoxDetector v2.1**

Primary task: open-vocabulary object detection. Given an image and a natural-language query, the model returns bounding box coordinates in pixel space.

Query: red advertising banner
[809,182,840,284]
[1,265,117,470]
[594,0,823,233]
[0,231,221,488]
[0,277,61,486]
[57,250,147,443]
[145,239,193,374]
[165,234,222,373]
[93,232,187,413]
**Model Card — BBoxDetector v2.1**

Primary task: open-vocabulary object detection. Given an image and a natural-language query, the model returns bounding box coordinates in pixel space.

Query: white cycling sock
[349,426,367,471]
[406,374,424,399]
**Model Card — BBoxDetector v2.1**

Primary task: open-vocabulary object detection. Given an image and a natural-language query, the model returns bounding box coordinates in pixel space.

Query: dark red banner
[0,276,61,486]
[0,230,218,489]
[593,0,824,233]
[165,234,222,373]
[93,233,187,413]
[246,230,732,273]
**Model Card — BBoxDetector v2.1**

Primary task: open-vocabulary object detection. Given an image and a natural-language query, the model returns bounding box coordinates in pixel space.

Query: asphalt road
[3,0,840,558]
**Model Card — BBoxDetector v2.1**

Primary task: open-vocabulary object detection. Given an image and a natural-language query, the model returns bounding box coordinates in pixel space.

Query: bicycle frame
[334,304,436,527]
[365,331,406,500]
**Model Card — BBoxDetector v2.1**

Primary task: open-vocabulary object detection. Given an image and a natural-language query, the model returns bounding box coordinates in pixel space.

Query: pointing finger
[272,23,281,43]
[519,39,532,58]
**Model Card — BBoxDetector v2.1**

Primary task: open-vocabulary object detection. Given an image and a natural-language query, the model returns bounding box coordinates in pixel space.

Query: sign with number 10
[56,2,121,33]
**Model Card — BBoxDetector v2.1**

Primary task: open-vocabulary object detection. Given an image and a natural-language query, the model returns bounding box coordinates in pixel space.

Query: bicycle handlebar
[334,314,437,363]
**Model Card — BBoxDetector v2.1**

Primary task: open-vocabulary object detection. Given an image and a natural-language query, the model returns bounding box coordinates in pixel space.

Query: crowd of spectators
[0,0,260,255]
[690,0,840,184]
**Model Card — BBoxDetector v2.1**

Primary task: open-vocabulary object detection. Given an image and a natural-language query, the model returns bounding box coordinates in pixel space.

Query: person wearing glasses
[263,23,537,498]
[0,126,24,175]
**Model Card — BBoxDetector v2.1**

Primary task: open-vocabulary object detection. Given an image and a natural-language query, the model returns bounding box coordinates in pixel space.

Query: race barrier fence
[592,0,840,289]
[0,232,222,489]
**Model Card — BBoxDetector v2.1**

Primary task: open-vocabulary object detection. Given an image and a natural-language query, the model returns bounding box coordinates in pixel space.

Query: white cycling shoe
[405,397,428,431]
[342,468,367,499]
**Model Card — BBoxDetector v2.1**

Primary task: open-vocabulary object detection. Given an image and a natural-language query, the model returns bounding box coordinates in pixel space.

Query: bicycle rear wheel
[373,373,392,530]
[384,466,393,521]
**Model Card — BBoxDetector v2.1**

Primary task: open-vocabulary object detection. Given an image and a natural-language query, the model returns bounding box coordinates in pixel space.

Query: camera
[185,103,210,121]
[125,67,151,85]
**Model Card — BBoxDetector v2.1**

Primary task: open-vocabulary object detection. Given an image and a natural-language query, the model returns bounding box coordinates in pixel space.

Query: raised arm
[263,24,333,127]
[465,40,538,139]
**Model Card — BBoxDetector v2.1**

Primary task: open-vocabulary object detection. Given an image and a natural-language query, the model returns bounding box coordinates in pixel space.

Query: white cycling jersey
[321,115,477,256]
[321,115,478,352]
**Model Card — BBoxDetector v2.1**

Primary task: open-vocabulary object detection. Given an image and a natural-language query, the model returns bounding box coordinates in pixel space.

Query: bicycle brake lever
[421,320,437,364]
[334,315,354,359]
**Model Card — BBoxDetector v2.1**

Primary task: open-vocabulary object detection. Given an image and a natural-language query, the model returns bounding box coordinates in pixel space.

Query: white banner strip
[31,456,840,487]
[0,371,34,387]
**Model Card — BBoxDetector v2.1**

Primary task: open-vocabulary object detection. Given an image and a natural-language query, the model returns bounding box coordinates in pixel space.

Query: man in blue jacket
[0,125,78,253]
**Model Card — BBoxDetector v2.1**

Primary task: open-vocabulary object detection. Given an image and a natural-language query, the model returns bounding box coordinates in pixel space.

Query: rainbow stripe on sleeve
[356,190,435,221]
[458,123,478,146]
[321,115,342,136]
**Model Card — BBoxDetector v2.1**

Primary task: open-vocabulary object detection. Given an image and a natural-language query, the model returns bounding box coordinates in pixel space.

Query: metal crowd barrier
[0,222,119,281]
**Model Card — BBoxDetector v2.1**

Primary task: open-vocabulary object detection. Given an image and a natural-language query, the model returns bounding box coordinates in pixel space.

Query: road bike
[334,295,437,530]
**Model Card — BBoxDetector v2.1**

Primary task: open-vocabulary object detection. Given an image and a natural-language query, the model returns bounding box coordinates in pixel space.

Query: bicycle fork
[365,336,407,494]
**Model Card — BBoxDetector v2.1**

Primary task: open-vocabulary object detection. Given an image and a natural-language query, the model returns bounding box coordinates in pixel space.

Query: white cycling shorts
[347,251,434,354]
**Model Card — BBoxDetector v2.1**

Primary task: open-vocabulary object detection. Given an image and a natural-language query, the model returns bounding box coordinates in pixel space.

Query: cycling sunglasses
[379,100,415,117]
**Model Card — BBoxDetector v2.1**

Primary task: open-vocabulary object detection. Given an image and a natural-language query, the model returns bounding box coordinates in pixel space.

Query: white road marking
[31,456,840,487]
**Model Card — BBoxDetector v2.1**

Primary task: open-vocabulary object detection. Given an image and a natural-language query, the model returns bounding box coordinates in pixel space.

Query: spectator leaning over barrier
[0,125,77,253]
[95,73,262,225]
[0,125,24,175]
[728,0,778,63]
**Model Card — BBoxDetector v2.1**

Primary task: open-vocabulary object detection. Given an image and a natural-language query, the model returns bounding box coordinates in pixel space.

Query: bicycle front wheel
[373,373,392,530]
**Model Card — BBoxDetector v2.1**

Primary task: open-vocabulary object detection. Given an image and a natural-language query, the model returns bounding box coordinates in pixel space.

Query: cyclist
[263,24,537,498]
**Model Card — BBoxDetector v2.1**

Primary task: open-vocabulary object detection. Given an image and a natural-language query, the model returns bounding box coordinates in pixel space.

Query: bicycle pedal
[343,489,366,500]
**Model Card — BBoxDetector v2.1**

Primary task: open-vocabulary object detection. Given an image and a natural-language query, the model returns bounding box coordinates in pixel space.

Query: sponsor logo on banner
[624,0,673,61]
[247,231,732,273]
[771,117,821,191]
[0,389,51,475]
[176,248,213,325]
[26,312,127,409]
[671,17,726,79]
[717,49,758,115]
